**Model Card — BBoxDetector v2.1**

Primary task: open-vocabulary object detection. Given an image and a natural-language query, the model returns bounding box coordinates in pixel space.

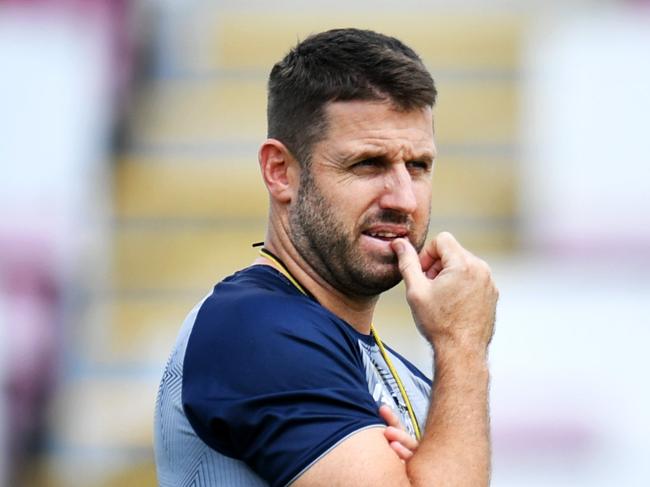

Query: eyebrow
[347,147,435,164]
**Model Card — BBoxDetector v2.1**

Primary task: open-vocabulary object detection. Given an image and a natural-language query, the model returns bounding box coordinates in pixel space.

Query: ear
[258,139,300,204]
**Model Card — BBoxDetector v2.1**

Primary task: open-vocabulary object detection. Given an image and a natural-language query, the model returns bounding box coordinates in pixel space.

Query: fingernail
[392,240,404,254]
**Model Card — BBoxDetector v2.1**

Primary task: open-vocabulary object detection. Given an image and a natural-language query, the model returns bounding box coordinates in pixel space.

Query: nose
[378,164,417,214]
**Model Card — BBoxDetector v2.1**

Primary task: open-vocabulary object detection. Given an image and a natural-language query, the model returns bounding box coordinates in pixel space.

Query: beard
[288,168,429,298]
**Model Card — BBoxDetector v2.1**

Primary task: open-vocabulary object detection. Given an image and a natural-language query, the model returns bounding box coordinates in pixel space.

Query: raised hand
[391,232,497,352]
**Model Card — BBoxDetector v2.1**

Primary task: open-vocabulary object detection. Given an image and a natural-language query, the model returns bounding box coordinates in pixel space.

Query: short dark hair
[267,28,437,166]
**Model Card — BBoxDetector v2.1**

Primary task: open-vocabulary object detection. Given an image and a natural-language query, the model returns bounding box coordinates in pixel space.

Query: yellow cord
[259,248,422,440]
[259,249,308,295]
[370,326,422,441]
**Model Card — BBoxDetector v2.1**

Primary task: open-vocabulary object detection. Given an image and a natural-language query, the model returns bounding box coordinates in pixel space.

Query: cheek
[337,180,383,207]
[415,185,432,213]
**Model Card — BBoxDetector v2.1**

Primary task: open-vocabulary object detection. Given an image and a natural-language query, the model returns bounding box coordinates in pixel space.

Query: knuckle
[406,288,423,303]
[477,259,492,275]
[399,260,415,276]
[458,261,471,275]
[492,284,500,300]
[437,231,457,248]
[470,257,493,281]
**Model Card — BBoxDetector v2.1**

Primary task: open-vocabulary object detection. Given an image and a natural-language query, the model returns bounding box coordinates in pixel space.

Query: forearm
[291,343,492,487]
[293,235,496,487]
[406,345,491,487]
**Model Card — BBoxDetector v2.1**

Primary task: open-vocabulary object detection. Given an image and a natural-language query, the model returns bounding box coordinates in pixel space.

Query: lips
[362,226,409,241]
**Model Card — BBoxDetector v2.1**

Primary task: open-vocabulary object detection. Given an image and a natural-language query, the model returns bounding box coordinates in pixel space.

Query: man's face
[288,100,436,298]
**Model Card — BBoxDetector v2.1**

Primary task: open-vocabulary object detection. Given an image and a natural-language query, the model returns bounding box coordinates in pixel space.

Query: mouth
[361,227,409,242]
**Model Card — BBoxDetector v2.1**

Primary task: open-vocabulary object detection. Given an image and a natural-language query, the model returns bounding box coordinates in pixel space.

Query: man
[154,28,498,486]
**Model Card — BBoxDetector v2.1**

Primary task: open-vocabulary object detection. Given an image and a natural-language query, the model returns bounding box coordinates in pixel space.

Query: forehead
[318,100,435,160]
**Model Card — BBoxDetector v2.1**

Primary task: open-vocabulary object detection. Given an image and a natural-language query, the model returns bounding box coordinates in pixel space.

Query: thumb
[391,238,425,291]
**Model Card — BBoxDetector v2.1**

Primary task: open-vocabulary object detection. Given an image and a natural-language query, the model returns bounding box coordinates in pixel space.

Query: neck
[254,228,378,335]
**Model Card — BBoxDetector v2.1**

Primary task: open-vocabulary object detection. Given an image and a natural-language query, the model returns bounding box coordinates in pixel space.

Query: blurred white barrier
[521,8,650,257]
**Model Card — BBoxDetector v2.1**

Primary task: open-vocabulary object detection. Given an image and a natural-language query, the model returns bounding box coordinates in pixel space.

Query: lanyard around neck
[257,247,422,440]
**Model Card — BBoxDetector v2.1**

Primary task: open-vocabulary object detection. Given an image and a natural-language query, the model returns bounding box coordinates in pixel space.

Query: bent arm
[408,346,490,486]
[294,232,496,486]
[294,349,490,487]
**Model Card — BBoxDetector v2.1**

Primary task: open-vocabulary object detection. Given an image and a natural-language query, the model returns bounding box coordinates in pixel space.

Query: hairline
[299,95,434,169]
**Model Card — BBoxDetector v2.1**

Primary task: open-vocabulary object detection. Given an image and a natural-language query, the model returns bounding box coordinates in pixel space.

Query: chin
[351,264,402,296]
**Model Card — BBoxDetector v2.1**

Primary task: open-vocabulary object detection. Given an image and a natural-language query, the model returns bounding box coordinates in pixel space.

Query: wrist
[433,329,489,354]
[433,340,490,372]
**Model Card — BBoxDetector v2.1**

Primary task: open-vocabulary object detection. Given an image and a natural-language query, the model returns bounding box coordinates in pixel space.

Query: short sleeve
[182,291,384,487]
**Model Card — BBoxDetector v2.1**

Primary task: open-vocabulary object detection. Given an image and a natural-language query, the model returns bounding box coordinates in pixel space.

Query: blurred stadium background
[1,0,649,485]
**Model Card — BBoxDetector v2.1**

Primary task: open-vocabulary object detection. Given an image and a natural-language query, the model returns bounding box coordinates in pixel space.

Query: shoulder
[179,267,384,484]
[191,265,359,353]
[197,266,327,326]
[184,265,366,392]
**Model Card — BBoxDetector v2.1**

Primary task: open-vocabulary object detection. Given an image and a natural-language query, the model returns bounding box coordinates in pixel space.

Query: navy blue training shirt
[154,265,432,487]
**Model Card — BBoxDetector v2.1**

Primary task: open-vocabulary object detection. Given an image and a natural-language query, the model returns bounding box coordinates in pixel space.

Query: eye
[353,158,381,168]
[350,158,384,172]
[406,160,432,173]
